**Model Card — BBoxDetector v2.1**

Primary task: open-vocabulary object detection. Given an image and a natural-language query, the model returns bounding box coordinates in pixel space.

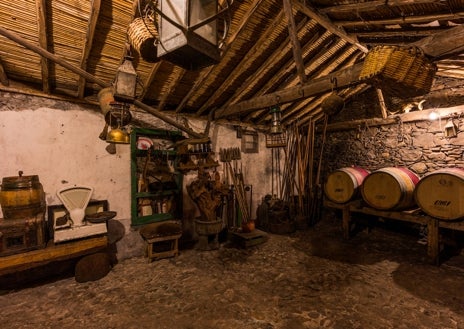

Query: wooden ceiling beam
[319,0,448,14]
[284,0,307,83]
[175,0,266,113]
[0,57,9,86]
[336,12,464,28]
[293,0,368,53]
[140,62,162,100]
[158,67,186,111]
[77,0,101,99]
[223,18,313,114]
[195,10,287,115]
[215,24,464,120]
[35,0,49,94]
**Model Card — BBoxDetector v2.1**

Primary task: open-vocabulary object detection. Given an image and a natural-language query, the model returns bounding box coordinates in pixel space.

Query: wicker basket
[127,17,159,63]
[266,132,287,148]
[359,45,437,98]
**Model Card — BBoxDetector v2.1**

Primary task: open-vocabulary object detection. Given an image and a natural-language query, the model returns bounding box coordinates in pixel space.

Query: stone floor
[1,212,464,329]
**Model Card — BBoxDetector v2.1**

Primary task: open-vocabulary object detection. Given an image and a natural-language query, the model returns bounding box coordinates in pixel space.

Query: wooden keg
[0,171,45,219]
[414,168,464,220]
[361,167,419,210]
[324,167,370,203]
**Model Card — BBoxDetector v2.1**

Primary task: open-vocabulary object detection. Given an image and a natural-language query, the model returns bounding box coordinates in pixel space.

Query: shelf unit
[176,138,220,172]
[130,128,185,227]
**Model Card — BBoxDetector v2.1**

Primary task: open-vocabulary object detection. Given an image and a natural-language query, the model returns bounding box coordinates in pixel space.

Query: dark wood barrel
[0,171,45,219]
[361,167,419,210]
[414,168,464,220]
[324,167,370,203]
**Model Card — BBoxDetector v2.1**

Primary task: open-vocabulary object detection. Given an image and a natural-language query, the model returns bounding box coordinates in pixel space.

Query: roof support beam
[77,0,101,98]
[293,0,368,53]
[215,24,464,120]
[0,26,202,138]
[319,0,448,15]
[35,0,50,93]
[284,0,307,83]
[0,58,9,86]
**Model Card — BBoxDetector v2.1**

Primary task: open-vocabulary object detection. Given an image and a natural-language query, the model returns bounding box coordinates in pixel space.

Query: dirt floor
[1,210,464,329]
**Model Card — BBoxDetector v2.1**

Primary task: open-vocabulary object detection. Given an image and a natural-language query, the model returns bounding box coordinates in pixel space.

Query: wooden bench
[324,199,464,265]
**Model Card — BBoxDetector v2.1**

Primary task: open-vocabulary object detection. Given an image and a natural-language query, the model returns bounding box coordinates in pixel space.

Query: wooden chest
[0,214,46,256]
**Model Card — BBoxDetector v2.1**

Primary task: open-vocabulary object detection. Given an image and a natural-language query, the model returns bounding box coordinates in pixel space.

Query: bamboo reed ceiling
[0,0,463,130]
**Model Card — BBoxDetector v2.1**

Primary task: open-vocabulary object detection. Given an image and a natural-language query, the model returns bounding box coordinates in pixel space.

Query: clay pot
[241,220,255,233]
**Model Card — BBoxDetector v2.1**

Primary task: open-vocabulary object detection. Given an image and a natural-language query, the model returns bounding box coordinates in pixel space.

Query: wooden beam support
[0,57,9,86]
[175,0,266,113]
[0,26,203,138]
[77,0,101,99]
[35,0,50,93]
[284,0,307,83]
[215,24,464,120]
[195,10,287,115]
[319,0,447,15]
[293,0,368,53]
[215,63,363,119]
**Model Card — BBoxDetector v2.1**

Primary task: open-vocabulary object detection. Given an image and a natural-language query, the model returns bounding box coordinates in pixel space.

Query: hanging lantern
[269,105,283,135]
[156,0,226,70]
[106,102,131,144]
[113,56,138,103]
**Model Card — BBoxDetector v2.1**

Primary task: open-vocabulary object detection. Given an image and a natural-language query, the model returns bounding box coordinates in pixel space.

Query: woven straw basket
[359,45,437,98]
[127,17,159,63]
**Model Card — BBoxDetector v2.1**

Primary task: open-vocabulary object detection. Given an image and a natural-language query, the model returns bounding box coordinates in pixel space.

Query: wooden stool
[139,221,182,262]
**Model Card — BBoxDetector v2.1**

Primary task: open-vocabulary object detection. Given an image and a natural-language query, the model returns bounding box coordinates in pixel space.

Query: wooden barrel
[324,167,370,203]
[361,167,419,210]
[414,168,464,220]
[127,17,160,63]
[0,171,45,219]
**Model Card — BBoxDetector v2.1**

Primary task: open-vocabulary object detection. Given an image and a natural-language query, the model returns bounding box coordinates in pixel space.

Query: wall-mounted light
[429,110,438,121]
[269,105,283,134]
[444,118,458,138]
[113,56,138,103]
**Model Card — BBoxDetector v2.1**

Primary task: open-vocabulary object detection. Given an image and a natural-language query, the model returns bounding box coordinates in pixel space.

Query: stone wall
[323,115,464,178]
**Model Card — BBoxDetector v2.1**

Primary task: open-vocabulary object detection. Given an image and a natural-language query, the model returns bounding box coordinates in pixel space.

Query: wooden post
[427,217,440,265]
[342,205,351,239]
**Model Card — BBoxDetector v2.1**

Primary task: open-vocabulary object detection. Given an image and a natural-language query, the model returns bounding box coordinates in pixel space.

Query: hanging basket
[127,17,160,63]
[359,45,437,98]
[266,132,287,148]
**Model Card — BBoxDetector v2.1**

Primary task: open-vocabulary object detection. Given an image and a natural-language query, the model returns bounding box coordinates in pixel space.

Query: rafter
[195,10,287,116]
[293,0,368,53]
[0,57,9,86]
[158,67,186,111]
[35,0,49,93]
[77,0,101,98]
[284,0,307,83]
[319,0,448,14]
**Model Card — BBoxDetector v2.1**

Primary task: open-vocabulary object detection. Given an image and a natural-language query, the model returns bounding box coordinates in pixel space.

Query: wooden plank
[319,0,446,15]
[0,57,9,86]
[0,235,108,276]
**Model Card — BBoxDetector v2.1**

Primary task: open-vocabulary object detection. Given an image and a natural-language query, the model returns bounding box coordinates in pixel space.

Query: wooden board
[229,229,268,248]
[0,235,108,276]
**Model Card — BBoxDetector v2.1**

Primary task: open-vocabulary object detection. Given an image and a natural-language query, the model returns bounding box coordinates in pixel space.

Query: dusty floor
[1,211,464,329]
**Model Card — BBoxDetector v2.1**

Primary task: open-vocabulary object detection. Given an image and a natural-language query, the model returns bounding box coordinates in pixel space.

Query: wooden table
[0,235,108,276]
[324,199,464,265]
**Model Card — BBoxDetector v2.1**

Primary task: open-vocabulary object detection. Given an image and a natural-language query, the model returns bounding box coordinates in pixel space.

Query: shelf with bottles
[175,137,219,172]
[130,128,184,227]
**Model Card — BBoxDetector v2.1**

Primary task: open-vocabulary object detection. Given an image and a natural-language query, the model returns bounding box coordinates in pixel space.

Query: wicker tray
[359,45,437,98]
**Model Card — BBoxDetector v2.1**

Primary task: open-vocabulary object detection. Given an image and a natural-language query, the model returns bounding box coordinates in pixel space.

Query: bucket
[0,171,45,219]
[324,167,370,203]
[414,168,464,220]
[127,17,160,63]
[361,167,419,210]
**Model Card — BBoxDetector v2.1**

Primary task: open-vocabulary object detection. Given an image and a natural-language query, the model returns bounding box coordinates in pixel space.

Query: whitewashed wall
[0,94,131,219]
[0,92,275,258]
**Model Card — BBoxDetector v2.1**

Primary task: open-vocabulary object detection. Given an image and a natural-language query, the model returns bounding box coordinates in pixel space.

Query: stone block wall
[322,112,464,181]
